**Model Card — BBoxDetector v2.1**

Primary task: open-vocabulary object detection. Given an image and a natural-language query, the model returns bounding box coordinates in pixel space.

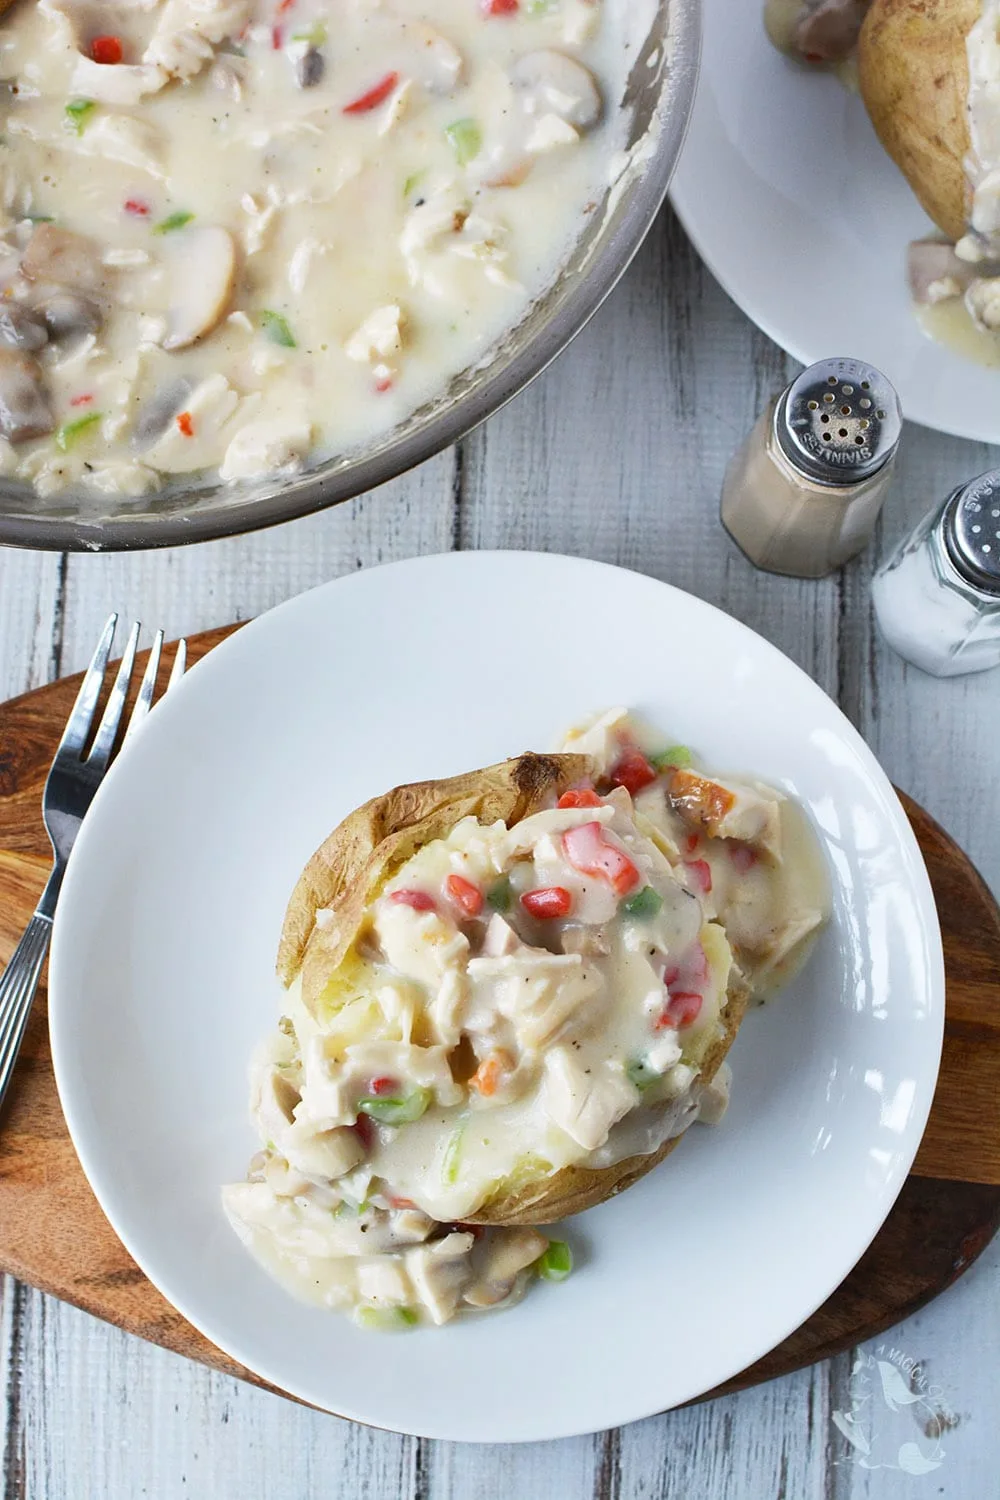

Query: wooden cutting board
[0,625,998,1414]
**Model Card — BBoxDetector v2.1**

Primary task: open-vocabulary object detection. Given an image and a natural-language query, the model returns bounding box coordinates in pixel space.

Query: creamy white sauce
[0,0,632,497]
[223,711,829,1329]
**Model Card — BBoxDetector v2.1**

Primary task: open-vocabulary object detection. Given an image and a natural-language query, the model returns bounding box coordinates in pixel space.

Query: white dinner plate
[669,0,999,444]
[48,552,944,1443]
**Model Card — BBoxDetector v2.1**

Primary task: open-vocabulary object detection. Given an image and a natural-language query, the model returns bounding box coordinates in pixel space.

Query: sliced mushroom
[140,372,241,472]
[793,0,867,63]
[131,376,194,448]
[463,1227,548,1308]
[509,49,602,131]
[0,349,54,442]
[907,239,977,306]
[293,45,324,89]
[403,1232,475,1325]
[0,302,48,353]
[21,224,105,293]
[35,291,102,342]
[161,225,236,351]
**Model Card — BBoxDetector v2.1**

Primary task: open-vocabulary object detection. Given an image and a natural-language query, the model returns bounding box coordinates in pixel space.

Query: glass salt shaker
[872,471,1000,677]
[721,357,903,578]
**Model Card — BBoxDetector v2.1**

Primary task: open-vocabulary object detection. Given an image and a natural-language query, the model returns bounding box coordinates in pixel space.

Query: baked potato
[224,715,827,1327]
[857,0,976,242]
[276,750,746,1227]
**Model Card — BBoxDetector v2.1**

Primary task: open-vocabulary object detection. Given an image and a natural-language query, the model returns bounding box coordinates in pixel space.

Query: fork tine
[85,621,140,771]
[122,629,163,747]
[167,637,187,693]
[53,613,118,763]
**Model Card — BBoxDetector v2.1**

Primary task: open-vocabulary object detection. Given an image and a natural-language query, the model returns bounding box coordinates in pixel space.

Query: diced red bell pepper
[521,886,573,919]
[481,0,519,12]
[343,71,399,114]
[563,821,641,897]
[389,889,437,912]
[609,749,658,797]
[729,843,758,875]
[684,858,712,895]
[557,787,602,809]
[684,832,700,855]
[69,393,93,407]
[124,198,150,217]
[91,35,123,64]
[445,873,484,917]
[369,1076,397,1097]
[656,940,708,1029]
[176,411,194,437]
[659,991,703,1030]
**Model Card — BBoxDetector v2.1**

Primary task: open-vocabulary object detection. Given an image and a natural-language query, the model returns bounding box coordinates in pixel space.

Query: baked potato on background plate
[671,0,1000,440]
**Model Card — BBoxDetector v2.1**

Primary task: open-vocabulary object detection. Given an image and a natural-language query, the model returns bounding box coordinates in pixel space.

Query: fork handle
[0,914,53,1116]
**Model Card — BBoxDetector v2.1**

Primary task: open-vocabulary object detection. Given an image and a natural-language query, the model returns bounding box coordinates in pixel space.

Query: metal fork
[0,615,186,1115]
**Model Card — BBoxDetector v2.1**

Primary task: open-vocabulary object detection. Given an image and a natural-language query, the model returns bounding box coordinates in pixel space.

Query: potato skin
[858,0,977,242]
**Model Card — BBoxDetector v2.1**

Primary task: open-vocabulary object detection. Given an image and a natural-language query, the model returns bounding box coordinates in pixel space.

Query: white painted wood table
[1,206,997,1500]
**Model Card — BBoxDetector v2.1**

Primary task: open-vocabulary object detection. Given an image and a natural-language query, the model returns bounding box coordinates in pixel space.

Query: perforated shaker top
[774,358,902,487]
[943,472,1000,597]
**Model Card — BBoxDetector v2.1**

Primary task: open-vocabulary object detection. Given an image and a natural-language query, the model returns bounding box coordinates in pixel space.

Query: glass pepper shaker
[872,471,1000,677]
[721,357,903,578]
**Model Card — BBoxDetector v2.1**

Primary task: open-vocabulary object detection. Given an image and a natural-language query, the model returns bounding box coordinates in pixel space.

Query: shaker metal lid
[943,471,1000,596]
[774,358,902,487]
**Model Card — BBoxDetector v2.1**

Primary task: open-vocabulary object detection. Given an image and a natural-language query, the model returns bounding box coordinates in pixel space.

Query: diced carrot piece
[470,1052,510,1097]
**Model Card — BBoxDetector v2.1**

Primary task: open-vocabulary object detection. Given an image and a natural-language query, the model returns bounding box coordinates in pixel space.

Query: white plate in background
[48,552,943,1442]
[670,0,999,444]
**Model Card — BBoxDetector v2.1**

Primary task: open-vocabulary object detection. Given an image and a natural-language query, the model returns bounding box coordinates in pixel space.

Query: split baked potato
[276,750,747,1227]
